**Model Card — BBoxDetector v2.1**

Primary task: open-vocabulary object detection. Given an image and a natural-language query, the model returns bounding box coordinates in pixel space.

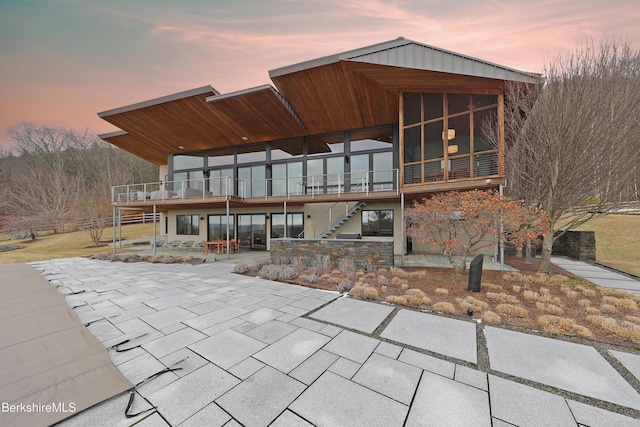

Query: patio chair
[153,237,167,249]
[166,240,181,250]
[196,241,205,253]
[180,240,195,250]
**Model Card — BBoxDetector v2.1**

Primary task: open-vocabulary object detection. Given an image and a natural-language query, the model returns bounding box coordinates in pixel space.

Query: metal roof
[269,37,541,84]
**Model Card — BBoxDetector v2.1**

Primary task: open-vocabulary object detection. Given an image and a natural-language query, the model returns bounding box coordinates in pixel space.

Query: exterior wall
[270,239,394,269]
[552,230,596,261]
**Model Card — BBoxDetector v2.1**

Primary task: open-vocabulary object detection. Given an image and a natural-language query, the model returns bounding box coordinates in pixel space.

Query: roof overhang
[99,37,541,165]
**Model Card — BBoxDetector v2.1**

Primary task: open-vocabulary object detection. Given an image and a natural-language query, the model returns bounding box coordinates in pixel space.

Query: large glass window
[174,153,204,170]
[271,213,304,239]
[238,214,266,250]
[238,165,266,198]
[362,210,394,237]
[177,215,199,235]
[272,161,303,196]
[237,143,266,164]
[207,214,234,241]
[208,147,234,167]
[209,168,234,196]
[402,92,498,185]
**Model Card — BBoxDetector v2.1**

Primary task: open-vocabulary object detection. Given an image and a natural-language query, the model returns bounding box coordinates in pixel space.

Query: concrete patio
[21,256,640,426]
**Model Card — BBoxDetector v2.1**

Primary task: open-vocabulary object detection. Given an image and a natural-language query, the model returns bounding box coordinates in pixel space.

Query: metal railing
[112,169,400,203]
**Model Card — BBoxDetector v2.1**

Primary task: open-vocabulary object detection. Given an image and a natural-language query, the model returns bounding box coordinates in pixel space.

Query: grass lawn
[0,223,156,264]
[573,214,640,277]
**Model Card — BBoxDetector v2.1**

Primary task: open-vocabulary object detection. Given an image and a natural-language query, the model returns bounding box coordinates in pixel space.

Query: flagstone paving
[19,256,640,426]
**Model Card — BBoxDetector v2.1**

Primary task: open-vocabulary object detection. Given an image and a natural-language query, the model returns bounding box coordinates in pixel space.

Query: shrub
[337,257,357,281]
[401,283,409,291]
[482,311,501,325]
[486,292,519,305]
[386,295,408,305]
[310,255,332,275]
[378,275,390,286]
[380,285,388,293]
[331,269,342,276]
[538,315,592,339]
[512,285,521,293]
[307,274,319,284]
[291,257,307,273]
[577,299,591,307]
[435,288,448,295]
[405,289,431,306]
[233,263,250,274]
[350,285,379,300]
[259,264,297,280]
[496,304,528,318]
[254,256,272,270]
[601,304,618,314]
[535,303,564,315]
[456,296,489,312]
[602,296,639,312]
[433,302,456,314]
[337,281,353,293]
[626,315,640,325]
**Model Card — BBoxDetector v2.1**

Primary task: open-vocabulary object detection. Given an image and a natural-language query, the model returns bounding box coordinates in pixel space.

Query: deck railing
[112,169,400,203]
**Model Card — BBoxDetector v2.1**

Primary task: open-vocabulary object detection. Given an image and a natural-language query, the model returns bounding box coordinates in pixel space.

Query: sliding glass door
[237,214,267,250]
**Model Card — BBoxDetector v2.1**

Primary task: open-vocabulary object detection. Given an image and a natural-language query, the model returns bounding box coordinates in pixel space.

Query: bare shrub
[337,257,357,281]
[482,311,501,324]
[320,274,332,280]
[601,304,618,314]
[307,273,319,284]
[579,287,597,298]
[481,283,503,291]
[380,285,388,293]
[601,288,634,299]
[386,295,408,305]
[602,296,639,312]
[456,296,488,313]
[405,289,431,306]
[486,292,519,304]
[626,315,640,325]
[523,289,558,303]
[401,283,409,291]
[327,277,342,285]
[378,275,390,287]
[290,256,307,272]
[586,307,601,315]
[378,268,387,274]
[512,285,521,293]
[577,299,591,307]
[337,281,353,293]
[391,276,408,286]
[254,256,271,270]
[350,285,379,300]
[538,315,593,339]
[310,255,332,275]
[536,303,564,315]
[259,264,297,280]
[496,304,528,318]
[433,302,456,314]
[233,263,250,274]
[390,267,409,277]
[331,269,342,276]
[587,316,640,341]
[435,288,448,295]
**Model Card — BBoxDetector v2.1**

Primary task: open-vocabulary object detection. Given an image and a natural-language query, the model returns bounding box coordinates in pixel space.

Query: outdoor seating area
[204,239,239,255]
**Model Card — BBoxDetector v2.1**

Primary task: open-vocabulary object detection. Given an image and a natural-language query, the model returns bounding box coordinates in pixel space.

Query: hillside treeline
[0,123,158,241]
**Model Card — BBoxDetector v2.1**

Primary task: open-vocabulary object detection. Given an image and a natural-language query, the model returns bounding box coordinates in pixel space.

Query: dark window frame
[176,214,200,235]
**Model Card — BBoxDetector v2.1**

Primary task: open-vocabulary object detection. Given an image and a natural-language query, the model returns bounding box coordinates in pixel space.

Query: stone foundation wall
[552,230,596,261]
[270,239,394,269]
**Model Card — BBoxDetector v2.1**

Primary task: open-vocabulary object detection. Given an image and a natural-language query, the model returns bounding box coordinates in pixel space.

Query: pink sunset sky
[1,0,639,149]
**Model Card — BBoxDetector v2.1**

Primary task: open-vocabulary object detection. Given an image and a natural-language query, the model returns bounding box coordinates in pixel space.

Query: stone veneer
[552,230,596,261]
[270,239,394,269]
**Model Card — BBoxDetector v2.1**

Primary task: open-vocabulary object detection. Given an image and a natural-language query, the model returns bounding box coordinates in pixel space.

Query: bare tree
[502,40,640,272]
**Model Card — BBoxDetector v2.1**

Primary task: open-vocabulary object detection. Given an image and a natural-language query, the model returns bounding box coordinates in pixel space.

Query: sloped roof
[99,37,540,164]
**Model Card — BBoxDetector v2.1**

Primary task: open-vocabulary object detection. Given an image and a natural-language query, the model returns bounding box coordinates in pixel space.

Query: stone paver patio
[17,256,640,426]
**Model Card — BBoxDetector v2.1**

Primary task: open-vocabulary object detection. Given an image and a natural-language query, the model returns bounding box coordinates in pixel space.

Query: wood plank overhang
[98,85,307,165]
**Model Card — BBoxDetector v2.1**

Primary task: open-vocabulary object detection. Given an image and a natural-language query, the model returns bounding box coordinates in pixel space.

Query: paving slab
[117,351,167,385]
[216,366,306,427]
[228,357,265,380]
[374,341,403,359]
[244,320,299,344]
[177,402,231,427]
[159,348,209,378]
[322,330,380,363]
[239,307,283,325]
[57,391,153,427]
[142,327,207,359]
[328,357,362,379]
[610,350,640,381]
[289,371,408,427]
[352,353,422,404]
[406,370,491,427]
[310,297,394,333]
[289,349,339,385]
[485,326,640,410]
[188,329,267,369]
[567,399,640,427]
[454,365,488,391]
[147,364,239,426]
[182,306,248,331]
[381,309,477,363]
[488,375,576,427]
[269,410,314,427]
[253,328,331,373]
[397,348,456,378]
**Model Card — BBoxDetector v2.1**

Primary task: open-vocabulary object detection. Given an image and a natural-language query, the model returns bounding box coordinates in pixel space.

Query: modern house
[99,37,541,257]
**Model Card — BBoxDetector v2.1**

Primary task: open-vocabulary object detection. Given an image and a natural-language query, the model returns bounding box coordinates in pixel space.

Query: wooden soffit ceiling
[98,85,307,165]
[270,60,507,136]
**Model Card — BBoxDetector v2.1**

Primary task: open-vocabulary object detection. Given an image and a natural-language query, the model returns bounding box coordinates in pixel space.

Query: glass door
[238,214,267,250]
